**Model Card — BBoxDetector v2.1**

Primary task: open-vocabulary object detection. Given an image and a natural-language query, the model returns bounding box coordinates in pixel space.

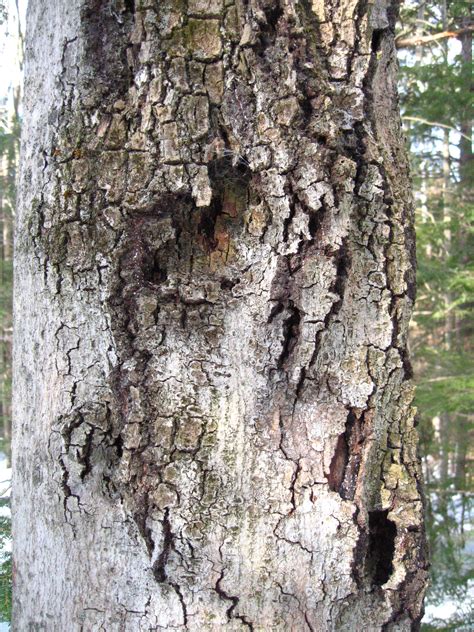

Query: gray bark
[13,0,428,630]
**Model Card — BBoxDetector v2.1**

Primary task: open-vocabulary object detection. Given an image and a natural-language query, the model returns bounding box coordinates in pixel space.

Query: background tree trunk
[13,0,428,630]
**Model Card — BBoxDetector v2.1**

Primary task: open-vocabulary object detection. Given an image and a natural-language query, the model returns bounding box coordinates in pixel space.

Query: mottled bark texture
[13,0,428,630]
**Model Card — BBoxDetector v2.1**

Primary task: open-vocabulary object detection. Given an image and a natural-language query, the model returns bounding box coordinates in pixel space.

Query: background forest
[398,1,473,628]
[0,0,472,629]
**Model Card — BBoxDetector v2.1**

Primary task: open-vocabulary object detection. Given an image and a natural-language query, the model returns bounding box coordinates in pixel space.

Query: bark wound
[327,432,348,494]
[327,410,364,500]
[368,510,396,586]
[199,157,251,256]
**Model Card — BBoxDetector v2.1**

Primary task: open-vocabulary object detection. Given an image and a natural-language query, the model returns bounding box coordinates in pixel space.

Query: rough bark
[13,0,428,630]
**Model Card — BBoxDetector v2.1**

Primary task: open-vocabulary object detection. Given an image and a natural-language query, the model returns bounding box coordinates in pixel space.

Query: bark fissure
[215,570,254,631]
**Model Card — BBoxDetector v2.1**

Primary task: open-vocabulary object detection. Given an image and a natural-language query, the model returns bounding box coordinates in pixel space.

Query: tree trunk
[459,3,473,191]
[13,1,428,630]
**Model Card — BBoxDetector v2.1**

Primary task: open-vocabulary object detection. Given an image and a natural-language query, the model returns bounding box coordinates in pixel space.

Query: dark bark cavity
[327,409,364,500]
[368,510,397,586]
[327,432,348,494]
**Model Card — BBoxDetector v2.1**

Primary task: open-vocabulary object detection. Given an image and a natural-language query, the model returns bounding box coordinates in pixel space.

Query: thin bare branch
[402,116,473,141]
[396,25,473,48]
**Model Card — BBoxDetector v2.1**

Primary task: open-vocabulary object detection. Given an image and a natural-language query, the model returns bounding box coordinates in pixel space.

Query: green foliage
[421,494,474,632]
[401,57,470,129]
[412,195,474,438]
[399,0,473,437]
[398,1,473,628]
[0,501,11,623]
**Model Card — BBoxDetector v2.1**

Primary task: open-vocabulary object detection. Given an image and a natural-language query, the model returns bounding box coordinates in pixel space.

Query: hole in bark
[197,202,220,252]
[308,208,322,238]
[143,252,168,285]
[197,157,251,253]
[299,93,313,128]
[114,434,123,458]
[208,155,251,190]
[367,510,396,586]
[124,0,135,12]
[371,29,386,53]
[220,277,240,291]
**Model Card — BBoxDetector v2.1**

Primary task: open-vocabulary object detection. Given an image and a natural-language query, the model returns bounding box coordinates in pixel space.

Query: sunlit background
[0,0,472,629]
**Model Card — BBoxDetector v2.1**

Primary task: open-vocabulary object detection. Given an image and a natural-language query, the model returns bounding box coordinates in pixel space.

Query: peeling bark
[13,0,428,630]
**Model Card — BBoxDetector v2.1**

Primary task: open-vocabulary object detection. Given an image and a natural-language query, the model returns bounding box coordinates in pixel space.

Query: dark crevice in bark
[367,510,396,586]
[288,459,302,514]
[282,197,297,244]
[135,493,154,558]
[59,455,73,506]
[77,427,94,481]
[267,301,285,324]
[304,612,315,632]
[124,0,135,13]
[350,507,367,588]
[255,3,284,54]
[327,432,348,494]
[169,580,188,627]
[327,409,365,500]
[277,302,301,369]
[144,510,189,625]
[197,202,221,252]
[298,92,313,129]
[143,251,168,285]
[113,433,123,458]
[371,28,388,54]
[215,571,254,631]
[208,156,252,192]
[330,242,351,314]
[339,411,365,500]
[153,508,173,582]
